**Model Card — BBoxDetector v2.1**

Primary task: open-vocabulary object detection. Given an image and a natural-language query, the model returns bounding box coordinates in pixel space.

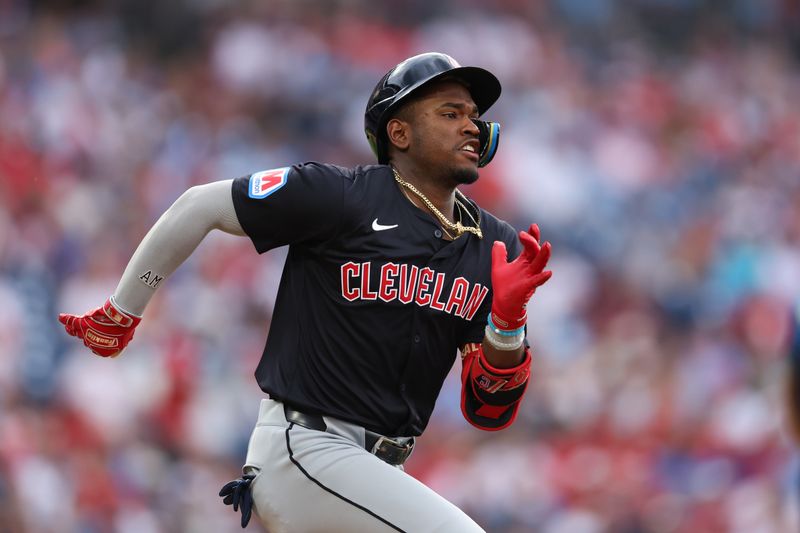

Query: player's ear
[386,118,411,153]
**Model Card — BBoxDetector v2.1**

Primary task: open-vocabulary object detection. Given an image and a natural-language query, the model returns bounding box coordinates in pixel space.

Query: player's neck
[391,163,456,221]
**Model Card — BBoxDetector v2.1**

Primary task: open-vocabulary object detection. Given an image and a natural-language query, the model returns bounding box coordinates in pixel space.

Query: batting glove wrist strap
[460,343,531,431]
[489,309,527,332]
[58,296,142,358]
[487,314,526,337]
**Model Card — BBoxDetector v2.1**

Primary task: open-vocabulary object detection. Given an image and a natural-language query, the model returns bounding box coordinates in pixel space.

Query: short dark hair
[390,99,417,125]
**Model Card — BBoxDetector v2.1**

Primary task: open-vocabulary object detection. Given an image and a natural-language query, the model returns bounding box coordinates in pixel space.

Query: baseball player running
[58,53,552,532]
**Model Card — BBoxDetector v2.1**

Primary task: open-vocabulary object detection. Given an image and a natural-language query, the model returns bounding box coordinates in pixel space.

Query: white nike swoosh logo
[372,218,399,231]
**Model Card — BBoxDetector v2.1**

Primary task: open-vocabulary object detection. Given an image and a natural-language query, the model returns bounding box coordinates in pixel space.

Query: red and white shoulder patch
[248,167,290,199]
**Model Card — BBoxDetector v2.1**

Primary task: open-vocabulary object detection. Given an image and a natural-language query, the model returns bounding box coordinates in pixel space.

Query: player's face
[408,82,481,185]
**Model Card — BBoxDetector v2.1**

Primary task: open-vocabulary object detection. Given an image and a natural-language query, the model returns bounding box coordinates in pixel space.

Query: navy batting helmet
[364,52,502,167]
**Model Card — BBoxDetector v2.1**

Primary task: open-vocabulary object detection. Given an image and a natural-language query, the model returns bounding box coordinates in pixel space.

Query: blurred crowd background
[2,0,800,532]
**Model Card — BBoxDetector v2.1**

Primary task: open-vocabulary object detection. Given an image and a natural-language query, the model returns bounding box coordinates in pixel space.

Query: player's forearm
[481,341,525,368]
[113,180,244,315]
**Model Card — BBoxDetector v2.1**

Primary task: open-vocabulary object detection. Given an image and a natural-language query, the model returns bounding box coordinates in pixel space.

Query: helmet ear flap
[473,119,500,167]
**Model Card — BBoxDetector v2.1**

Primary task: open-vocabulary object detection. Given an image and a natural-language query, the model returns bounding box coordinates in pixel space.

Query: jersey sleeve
[231,163,347,253]
[459,224,525,346]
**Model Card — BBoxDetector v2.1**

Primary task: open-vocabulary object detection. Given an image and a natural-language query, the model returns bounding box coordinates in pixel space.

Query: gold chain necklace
[392,168,483,239]
[398,185,455,240]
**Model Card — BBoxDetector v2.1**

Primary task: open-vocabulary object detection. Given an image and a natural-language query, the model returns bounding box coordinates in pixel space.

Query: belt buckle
[370,436,415,466]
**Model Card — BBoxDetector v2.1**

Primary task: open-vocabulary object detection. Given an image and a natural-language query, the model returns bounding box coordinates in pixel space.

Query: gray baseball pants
[242,398,485,532]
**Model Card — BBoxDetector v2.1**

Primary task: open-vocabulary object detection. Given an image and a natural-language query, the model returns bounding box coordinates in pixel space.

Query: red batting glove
[490,224,552,331]
[58,297,141,357]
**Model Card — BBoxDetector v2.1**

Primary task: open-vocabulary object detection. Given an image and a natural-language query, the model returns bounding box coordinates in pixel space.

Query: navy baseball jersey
[231,163,522,436]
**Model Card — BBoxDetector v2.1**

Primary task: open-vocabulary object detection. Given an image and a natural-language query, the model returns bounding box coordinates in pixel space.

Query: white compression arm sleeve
[112,179,245,316]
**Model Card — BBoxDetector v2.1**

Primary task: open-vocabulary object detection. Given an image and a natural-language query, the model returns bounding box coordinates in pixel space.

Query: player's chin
[451,164,479,185]
[450,154,479,184]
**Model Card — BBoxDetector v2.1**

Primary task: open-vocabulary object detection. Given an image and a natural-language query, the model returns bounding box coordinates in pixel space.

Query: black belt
[283,404,415,466]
